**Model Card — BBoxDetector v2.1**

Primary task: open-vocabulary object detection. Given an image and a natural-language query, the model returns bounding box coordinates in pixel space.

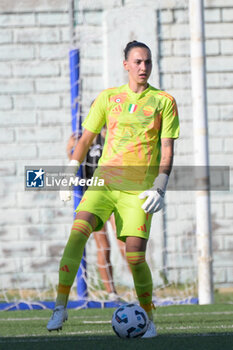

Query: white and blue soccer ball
[111,303,149,338]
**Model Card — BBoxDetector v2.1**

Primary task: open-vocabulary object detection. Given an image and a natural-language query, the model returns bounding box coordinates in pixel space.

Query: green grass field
[0,303,233,350]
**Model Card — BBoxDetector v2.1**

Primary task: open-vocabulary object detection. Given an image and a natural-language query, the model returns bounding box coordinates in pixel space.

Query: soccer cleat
[47,305,68,332]
[142,320,157,338]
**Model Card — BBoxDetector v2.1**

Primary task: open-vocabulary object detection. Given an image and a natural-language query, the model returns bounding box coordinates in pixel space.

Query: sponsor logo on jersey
[111,104,122,114]
[60,265,70,272]
[137,224,147,232]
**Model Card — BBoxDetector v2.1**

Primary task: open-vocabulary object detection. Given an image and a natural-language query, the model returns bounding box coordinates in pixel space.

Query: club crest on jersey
[128,104,137,113]
[143,106,154,116]
[110,93,128,104]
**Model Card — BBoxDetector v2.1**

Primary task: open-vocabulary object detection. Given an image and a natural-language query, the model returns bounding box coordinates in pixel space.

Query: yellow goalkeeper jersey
[82,83,179,190]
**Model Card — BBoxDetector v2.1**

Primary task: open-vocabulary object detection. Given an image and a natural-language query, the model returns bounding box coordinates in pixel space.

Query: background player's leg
[109,214,126,262]
[56,211,98,307]
[93,223,117,294]
[126,236,155,320]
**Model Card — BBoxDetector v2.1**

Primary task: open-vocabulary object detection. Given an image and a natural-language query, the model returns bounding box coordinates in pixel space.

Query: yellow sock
[126,251,154,320]
[56,284,71,307]
[140,302,156,321]
[56,219,92,307]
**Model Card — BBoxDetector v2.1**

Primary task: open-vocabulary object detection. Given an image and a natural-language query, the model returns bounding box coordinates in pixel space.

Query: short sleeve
[82,90,107,134]
[160,97,179,139]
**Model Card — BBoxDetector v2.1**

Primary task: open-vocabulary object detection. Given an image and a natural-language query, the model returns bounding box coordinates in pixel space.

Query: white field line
[54,324,233,330]
[0,315,107,321]
[0,317,111,322]
[1,311,233,322]
[0,330,113,341]
[0,333,113,343]
[161,325,233,330]
[158,311,233,317]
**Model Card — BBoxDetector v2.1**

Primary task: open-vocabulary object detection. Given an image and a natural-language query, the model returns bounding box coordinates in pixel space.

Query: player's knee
[126,252,146,271]
[125,236,147,252]
[75,211,100,231]
[70,219,93,242]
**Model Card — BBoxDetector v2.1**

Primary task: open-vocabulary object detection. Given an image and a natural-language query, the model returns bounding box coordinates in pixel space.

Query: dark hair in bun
[124,40,151,60]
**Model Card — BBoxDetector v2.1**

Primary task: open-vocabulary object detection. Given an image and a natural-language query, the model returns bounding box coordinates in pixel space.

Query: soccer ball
[111,303,149,338]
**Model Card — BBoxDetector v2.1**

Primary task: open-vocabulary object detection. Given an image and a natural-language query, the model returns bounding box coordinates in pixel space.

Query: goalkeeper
[66,132,126,300]
[47,40,179,338]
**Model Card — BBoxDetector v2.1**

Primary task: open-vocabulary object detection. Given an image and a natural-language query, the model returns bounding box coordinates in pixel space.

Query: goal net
[0,0,201,310]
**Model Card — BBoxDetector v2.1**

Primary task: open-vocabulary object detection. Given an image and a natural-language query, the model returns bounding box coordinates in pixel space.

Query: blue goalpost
[69,48,88,301]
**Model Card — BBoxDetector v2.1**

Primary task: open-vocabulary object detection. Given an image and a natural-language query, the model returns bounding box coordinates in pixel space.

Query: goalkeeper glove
[59,159,80,202]
[138,173,169,214]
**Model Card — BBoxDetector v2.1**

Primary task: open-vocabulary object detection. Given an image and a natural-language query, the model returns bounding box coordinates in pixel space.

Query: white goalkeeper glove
[59,159,80,202]
[138,173,169,214]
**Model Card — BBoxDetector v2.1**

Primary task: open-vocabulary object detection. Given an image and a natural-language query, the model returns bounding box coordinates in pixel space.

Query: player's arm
[139,138,175,214]
[71,129,98,164]
[60,129,98,202]
[159,138,174,176]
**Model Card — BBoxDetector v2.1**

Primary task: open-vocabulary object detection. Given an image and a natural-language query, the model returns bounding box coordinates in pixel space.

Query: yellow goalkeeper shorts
[75,185,152,242]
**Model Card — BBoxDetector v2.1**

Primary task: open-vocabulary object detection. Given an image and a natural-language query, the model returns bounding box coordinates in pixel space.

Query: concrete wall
[0,0,73,292]
[0,0,232,297]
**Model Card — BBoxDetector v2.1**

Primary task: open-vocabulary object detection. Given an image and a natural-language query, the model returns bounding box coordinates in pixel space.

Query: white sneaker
[47,305,68,332]
[108,292,127,302]
[108,292,121,301]
[142,320,157,338]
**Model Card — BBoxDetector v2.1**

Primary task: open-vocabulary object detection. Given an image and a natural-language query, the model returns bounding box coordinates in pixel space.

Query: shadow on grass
[0,333,233,350]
